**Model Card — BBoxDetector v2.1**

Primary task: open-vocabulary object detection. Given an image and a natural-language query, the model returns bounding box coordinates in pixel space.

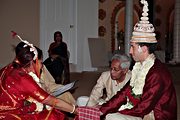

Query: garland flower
[130,54,155,95]
[28,72,53,111]
[119,54,155,111]
[11,31,38,60]
[28,72,44,112]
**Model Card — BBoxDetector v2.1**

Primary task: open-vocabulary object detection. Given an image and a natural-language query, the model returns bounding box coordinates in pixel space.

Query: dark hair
[138,43,157,54]
[35,46,43,60]
[13,42,35,68]
[54,31,62,42]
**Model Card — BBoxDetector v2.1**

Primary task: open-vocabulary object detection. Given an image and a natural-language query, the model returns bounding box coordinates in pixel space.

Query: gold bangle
[70,104,76,114]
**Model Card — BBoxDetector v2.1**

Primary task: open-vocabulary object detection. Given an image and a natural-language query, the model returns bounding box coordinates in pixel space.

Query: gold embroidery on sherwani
[34,91,45,100]
[0,115,5,119]
[0,105,16,111]
[10,114,21,120]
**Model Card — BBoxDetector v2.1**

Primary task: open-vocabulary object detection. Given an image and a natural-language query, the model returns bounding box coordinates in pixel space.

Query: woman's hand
[74,106,79,115]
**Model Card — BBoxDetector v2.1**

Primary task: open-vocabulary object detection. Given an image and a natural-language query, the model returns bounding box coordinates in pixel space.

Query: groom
[99,0,177,120]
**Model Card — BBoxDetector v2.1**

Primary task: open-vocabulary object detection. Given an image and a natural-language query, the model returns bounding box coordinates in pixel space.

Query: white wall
[76,0,98,71]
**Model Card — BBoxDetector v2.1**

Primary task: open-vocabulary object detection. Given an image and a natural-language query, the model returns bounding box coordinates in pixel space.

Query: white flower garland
[29,72,42,87]
[15,33,38,60]
[28,72,44,112]
[130,54,155,95]
[28,72,52,112]
[119,54,155,111]
[119,97,133,111]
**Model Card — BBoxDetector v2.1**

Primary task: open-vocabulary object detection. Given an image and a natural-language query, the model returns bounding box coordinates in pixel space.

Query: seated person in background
[44,31,70,85]
[87,54,131,106]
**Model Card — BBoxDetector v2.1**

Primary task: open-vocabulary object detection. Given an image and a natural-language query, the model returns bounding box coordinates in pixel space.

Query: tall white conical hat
[131,0,157,43]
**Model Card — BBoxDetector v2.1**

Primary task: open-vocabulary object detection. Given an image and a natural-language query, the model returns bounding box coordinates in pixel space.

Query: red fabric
[100,59,177,120]
[0,109,65,120]
[0,64,65,120]
[126,88,140,106]
[74,107,100,120]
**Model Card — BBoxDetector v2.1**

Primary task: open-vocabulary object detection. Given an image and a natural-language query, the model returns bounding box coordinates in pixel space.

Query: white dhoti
[105,113,142,120]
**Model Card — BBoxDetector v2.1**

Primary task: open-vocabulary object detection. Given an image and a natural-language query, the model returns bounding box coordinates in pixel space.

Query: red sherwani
[0,64,65,120]
[100,59,177,120]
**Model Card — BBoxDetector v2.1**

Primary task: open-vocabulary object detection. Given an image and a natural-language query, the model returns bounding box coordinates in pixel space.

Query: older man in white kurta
[87,54,131,106]
[87,70,131,106]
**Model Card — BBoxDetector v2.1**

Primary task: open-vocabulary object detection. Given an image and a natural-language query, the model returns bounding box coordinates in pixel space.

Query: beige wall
[0,0,39,68]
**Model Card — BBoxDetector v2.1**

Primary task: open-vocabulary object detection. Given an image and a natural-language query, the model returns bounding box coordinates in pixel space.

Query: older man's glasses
[110,67,122,72]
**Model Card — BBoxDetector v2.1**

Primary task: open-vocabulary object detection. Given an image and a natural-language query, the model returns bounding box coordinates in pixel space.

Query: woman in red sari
[0,41,77,120]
